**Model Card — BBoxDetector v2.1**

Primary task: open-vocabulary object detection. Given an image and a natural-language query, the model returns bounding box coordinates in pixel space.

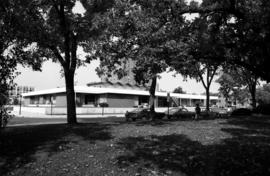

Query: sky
[14,0,220,94]
[14,59,220,94]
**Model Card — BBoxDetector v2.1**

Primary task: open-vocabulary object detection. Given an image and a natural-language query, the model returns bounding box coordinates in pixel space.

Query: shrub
[254,104,270,115]
[0,107,13,129]
[231,108,252,116]
[99,102,109,107]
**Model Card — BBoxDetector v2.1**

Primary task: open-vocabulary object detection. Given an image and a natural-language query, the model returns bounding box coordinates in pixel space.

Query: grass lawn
[1,116,270,176]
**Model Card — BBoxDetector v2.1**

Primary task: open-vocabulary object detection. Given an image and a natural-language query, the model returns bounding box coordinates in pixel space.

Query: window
[85,95,96,105]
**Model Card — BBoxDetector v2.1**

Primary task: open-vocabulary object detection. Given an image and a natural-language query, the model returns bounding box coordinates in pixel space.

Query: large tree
[92,0,188,116]
[199,0,270,82]
[4,0,114,124]
[1,1,43,127]
[167,12,224,111]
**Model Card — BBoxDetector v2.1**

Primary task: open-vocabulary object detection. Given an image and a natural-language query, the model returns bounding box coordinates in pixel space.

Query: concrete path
[11,110,125,118]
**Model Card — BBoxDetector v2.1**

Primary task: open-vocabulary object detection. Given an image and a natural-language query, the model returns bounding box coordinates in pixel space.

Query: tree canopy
[173,86,186,94]
[92,0,189,114]
[2,0,114,124]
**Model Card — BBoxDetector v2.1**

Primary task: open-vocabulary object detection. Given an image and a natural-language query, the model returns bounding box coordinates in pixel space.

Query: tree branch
[52,0,71,68]
[209,66,218,86]
[49,46,66,68]
[196,65,207,89]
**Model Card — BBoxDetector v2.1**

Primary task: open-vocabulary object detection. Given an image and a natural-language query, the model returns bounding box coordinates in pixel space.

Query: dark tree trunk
[0,110,2,128]
[250,83,257,110]
[149,76,157,119]
[64,70,77,124]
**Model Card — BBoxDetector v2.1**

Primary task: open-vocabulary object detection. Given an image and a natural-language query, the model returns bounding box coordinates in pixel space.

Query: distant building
[22,83,218,108]
[8,86,35,104]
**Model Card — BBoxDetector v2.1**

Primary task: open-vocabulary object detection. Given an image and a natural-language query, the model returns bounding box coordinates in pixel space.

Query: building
[8,86,35,104]
[22,82,218,108]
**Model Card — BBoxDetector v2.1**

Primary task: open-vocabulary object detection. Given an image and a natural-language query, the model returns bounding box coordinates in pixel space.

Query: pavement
[6,110,126,127]
[11,110,125,118]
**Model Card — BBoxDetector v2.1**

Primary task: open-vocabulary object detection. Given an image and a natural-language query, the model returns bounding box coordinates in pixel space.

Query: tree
[167,13,224,112]
[217,66,259,109]
[216,72,240,106]
[257,84,270,105]
[199,0,270,82]
[4,0,114,124]
[92,0,188,117]
[173,86,186,94]
[240,68,259,109]
[1,0,40,128]
[216,73,232,105]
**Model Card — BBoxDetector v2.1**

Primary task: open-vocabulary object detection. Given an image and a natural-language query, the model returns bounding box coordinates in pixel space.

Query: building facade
[8,86,35,104]
[22,82,218,108]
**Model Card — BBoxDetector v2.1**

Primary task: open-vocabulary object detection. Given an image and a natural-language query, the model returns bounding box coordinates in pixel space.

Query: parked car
[210,107,229,118]
[125,108,165,121]
[166,107,194,119]
[231,108,252,116]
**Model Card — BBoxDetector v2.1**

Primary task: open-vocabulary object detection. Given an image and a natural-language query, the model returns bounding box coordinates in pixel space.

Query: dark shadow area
[78,117,126,124]
[116,118,270,176]
[0,122,112,175]
[133,119,172,127]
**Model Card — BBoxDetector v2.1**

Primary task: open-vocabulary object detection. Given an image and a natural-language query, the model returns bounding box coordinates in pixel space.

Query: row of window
[30,95,56,105]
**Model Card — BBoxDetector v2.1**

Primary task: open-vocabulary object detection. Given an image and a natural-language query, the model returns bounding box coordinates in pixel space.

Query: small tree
[257,84,270,105]
[173,86,186,94]
[217,67,259,109]
[216,72,241,106]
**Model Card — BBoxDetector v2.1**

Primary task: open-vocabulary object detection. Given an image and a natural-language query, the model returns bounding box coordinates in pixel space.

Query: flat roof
[22,86,218,100]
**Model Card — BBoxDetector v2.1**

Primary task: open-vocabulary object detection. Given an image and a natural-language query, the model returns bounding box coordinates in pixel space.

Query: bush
[231,108,252,116]
[254,104,270,115]
[99,102,109,107]
[0,107,13,129]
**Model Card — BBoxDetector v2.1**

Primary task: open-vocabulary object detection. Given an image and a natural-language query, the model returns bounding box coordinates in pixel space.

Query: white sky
[14,59,220,94]
[14,0,220,94]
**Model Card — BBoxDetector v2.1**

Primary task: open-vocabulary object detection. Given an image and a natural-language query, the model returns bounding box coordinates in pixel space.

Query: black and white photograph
[1,0,270,175]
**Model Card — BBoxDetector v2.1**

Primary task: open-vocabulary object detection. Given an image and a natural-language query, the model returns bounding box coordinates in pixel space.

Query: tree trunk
[64,70,77,124]
[205,87,210,112]
[250,83,257,110]
[149,76,157,119]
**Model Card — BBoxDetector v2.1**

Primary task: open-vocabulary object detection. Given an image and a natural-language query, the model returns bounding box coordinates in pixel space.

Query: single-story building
[22,82,218,108]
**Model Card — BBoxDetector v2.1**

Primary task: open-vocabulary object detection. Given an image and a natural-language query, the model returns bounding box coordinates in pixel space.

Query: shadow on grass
[0,123,112,175]
[133,119,171,127]
[116,118,270,176]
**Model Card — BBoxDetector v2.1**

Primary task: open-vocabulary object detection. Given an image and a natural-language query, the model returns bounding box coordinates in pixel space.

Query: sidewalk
[11,110,125,118]
[7,111,125,127]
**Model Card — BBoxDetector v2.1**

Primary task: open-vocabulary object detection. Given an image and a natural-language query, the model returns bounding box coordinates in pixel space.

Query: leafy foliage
[173,86,186,94]
[256,84,270,105]
[201,0,270,82]
[217,66,259,108]
[2,0,114,124]
[92,0,191,113]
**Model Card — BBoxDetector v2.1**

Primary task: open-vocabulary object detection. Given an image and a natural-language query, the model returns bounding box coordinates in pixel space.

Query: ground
[1,116,270,176]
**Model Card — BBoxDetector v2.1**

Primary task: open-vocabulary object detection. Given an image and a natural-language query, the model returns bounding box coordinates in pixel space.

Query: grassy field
[1,116,270,176]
